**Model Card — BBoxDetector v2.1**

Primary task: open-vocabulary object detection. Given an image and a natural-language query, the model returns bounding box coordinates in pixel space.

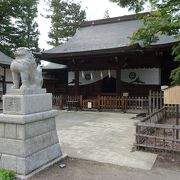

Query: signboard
[88,102,92,109]
[123,92,129,97]
[163,85,180,104]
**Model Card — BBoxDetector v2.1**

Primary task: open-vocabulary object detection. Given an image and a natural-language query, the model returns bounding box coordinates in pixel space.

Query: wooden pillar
[176,104,179,139]
[3,67,6,95]
[116,69,121,95]
[75,70,79,95]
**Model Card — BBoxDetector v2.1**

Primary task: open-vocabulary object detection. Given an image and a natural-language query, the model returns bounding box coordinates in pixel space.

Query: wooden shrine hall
[42,13,179,100]
[0,51,13,96]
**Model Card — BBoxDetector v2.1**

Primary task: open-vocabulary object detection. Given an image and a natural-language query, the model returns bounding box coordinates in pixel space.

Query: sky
[37,0,134,50]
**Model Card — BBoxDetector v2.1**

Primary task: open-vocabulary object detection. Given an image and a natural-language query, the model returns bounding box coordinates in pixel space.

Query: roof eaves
[42,45,142,59]
[42,41,177,60]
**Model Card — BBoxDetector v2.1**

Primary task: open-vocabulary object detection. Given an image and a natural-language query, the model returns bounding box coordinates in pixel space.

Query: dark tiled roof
[43,13,178,57]
[0,51,13,65]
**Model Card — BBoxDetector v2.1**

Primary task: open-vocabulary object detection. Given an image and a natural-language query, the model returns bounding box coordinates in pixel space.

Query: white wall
[68,68,161,86]
[121,68,161,85]
[68,70,116,86]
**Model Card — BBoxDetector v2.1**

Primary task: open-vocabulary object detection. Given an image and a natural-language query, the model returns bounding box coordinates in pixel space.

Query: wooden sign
[123,92,129,97]
[163,85,180,104]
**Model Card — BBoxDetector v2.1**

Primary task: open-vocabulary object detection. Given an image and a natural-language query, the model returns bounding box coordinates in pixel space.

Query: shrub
[0,169,16,180]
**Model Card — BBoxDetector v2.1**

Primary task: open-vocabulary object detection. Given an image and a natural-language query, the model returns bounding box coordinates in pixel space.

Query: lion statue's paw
[20,84,29,90]
[11,84,19,89]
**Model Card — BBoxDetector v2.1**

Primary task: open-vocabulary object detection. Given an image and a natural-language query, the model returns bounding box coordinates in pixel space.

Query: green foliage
[104,10,110,18]
[171,43,180,84]
[0,169,16,180]
[110,0,180,84]
[170,67,180,85]
[0,0,22,56]
[47,0,86,46]
[0,0,40,57]
[110,0,149,13]
[172,43,180,62]
[15,0,40,52]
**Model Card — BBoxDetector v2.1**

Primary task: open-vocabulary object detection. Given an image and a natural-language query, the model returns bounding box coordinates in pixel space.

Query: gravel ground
[31,154,180,180]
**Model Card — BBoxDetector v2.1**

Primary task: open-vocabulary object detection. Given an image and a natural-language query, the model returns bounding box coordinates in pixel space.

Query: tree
[104,10,110,18]
[0,0,22,56]
[15,0,40,52]
[47,0,86,46]
[0,0,39,57]
[110,0,180,84]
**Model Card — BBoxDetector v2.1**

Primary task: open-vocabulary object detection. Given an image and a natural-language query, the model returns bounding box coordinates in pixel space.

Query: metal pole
[176,104,179,139]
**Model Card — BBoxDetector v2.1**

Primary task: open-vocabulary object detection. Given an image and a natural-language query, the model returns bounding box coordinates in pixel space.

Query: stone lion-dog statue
[10,47,43,90]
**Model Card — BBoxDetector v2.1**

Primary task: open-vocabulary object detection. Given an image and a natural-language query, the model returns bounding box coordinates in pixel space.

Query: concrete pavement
[56,111,157,170]
[31,157,180,180]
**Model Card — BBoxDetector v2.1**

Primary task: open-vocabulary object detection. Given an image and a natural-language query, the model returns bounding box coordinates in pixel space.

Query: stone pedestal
[0,89,63,177]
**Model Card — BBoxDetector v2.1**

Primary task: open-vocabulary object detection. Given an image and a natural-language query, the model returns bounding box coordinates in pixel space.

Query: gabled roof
[0,51,13,66]
[42,13,178,59]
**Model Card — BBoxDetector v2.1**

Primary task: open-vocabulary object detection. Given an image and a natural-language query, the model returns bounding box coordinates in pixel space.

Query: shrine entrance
[102,76,116,93]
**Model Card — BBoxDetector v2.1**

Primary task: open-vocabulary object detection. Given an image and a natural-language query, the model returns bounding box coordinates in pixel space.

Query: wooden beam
[75,70,79,95]
[116,69,121,95]
[3,67,6,94]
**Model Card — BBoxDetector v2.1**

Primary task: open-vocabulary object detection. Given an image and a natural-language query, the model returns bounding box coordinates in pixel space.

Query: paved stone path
[56,111,157,170]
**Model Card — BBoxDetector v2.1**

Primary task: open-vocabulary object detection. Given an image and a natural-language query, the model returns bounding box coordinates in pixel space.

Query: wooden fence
[52,90,164,112]
[149,90,164,113]
[53,95,81,109]
[127,96,148,111]
[98,96,126,110]
[136,107,180,152]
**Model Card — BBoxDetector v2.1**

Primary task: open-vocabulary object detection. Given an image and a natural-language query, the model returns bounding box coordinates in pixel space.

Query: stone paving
[56,110,157,170]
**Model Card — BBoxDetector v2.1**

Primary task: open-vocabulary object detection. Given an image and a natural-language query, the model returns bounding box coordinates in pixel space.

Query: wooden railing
[53,94,152,112]
[98,96,126,110]
[53,95,81,109]
[52,90,165,112]
[140,107,166,123]
[81,98,98,109]
[149,90,164,113]
[127,96,148,111]
[136,107,180,152]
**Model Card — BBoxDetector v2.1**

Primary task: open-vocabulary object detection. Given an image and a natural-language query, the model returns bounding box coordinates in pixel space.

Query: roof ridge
[80,12,149,28]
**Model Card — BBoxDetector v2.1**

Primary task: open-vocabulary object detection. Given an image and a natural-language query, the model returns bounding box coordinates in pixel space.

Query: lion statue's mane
[10,47,43,90]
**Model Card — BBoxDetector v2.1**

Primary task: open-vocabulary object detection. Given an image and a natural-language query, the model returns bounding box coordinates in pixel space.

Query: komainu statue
[10,47,43,89]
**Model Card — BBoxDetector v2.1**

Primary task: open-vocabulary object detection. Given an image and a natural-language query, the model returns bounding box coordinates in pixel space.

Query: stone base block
[16,154,67,180]
[0,144,62,175]
[7,88,46,95]
[3,93,52,115]
[0,110,62,175]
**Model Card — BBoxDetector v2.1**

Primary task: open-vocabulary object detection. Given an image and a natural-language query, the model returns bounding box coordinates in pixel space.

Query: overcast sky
[37,0,135,50]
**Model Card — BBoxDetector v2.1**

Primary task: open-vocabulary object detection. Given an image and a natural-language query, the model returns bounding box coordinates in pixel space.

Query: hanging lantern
[108,69,111,78]
[81,71,85,79]
[100,71,103,80]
